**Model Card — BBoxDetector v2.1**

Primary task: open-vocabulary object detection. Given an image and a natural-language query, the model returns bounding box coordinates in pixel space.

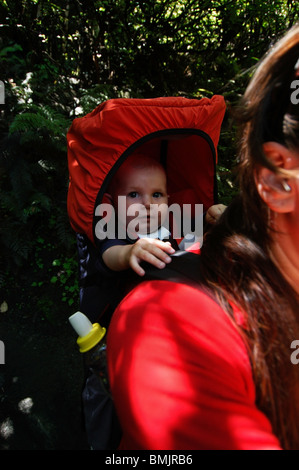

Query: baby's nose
[142,195,152,207]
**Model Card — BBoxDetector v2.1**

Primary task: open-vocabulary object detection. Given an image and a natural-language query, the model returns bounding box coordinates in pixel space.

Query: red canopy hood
[67,96,226,245]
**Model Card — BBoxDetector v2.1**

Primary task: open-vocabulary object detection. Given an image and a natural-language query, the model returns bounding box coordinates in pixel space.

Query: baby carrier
[67,95,226,449]
[67,96,226,322]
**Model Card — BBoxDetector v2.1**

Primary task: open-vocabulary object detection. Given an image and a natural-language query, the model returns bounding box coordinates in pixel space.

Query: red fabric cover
[107,281,282,450]
[67,96,226,244]
[185,241,201,253]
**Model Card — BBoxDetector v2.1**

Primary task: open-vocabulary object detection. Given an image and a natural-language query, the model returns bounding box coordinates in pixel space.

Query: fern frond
[0,222,30,265]
[55,210,74,247]
[9,104,70,138]
[29,192,52,212]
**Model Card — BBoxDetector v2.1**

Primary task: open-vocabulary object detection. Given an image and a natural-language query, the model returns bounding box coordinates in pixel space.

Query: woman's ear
[254,142,296,213]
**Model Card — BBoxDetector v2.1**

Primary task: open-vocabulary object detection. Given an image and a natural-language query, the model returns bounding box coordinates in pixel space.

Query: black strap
[124,250,203,296]
[143,250,201,284]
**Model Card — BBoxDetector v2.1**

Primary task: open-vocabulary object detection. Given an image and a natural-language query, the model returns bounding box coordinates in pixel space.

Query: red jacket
[107,280,282,450]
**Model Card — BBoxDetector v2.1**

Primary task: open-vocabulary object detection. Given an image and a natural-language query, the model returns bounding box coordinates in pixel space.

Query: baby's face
[113,165,168,236]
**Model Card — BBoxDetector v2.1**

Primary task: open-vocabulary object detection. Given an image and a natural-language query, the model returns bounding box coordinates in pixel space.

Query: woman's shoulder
[113,280,251,375]
[118,280,233,326]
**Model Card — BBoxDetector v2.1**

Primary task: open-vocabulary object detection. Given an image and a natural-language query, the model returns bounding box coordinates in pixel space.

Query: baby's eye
[153,192,163,198]
[128,191,138,198]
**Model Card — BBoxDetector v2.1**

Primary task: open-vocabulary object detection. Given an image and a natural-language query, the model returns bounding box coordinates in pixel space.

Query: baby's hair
[107,153,166,197]
[119,153,165,172]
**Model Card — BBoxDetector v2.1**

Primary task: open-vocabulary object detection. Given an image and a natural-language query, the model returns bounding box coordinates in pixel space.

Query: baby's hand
[205,204,227,225]
[129,238,175,276]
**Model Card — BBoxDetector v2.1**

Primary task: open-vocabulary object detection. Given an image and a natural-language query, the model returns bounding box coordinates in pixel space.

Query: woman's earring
[281,180,291,192]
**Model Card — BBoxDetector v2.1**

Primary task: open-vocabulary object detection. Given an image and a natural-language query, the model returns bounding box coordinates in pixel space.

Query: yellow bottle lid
[69,311,106,353]
[77,322,106,353]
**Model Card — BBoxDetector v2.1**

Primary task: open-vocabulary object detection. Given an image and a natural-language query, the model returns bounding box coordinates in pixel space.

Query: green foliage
[29,236,79,322]
[0,0,298,321]
[49,257,79,307]
[9,104,69,145]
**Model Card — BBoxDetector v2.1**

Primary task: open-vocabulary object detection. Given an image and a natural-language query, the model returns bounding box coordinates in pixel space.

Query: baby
[101,153,225,276]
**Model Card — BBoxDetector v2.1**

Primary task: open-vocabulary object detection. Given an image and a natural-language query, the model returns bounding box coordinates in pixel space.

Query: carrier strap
[142,250,202,286]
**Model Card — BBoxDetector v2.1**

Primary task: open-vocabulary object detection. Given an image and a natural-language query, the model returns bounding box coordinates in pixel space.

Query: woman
[107,24,299,450]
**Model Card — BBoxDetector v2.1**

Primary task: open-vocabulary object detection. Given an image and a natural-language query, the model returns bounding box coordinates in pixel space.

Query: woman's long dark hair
[200,24,299,449]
